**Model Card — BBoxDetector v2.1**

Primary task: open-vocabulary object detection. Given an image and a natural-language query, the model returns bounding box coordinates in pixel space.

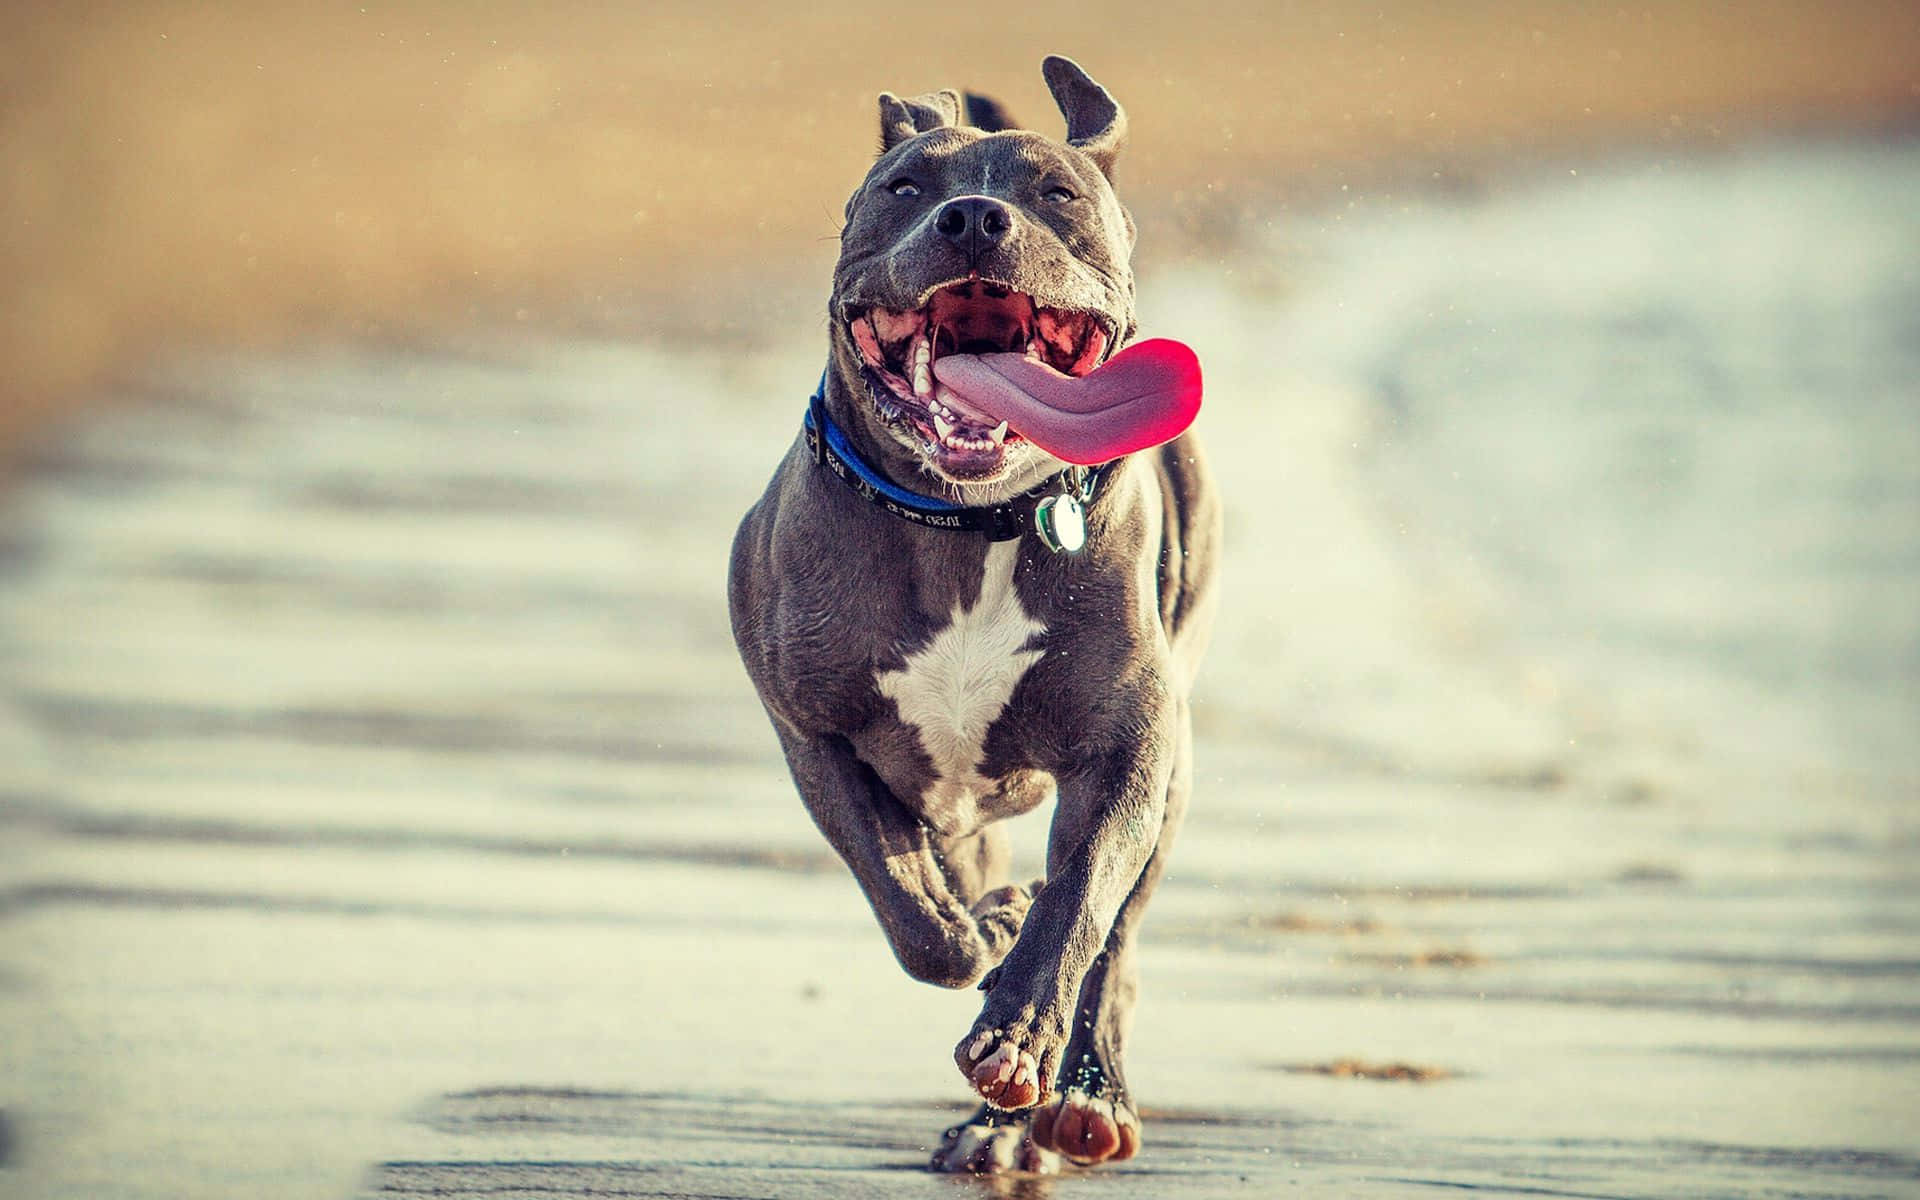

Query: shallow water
[2,138,1917,1199]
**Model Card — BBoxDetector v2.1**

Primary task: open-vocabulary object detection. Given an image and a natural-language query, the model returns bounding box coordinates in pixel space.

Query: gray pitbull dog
[728,55,1218,1174]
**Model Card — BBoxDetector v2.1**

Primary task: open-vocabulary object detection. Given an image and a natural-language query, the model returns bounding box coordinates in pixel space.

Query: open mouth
[848,281,1111,476]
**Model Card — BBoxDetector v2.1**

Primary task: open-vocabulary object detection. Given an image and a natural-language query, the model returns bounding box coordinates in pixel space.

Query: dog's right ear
[877,89,962,152]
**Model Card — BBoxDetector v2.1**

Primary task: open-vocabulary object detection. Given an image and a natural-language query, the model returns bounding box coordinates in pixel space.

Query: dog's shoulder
[728,437,909,735]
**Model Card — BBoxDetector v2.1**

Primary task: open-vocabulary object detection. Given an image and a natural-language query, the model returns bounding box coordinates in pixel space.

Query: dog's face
[830,58,1137,493]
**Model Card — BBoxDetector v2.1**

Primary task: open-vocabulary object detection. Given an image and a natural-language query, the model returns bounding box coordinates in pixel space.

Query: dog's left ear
[1041,55,1126,178]
[877,89,963,152]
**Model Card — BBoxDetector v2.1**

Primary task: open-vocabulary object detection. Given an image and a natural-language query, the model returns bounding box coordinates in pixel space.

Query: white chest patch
[877,540,1044,808]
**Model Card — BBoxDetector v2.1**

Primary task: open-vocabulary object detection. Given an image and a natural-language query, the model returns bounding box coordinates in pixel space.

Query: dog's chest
[875,540,1045,819]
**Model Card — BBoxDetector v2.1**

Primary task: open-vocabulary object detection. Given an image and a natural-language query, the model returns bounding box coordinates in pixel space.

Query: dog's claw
[1031,1088,1141,1165]
[929,1110,1060,1175]
[957,1028,1046,1109]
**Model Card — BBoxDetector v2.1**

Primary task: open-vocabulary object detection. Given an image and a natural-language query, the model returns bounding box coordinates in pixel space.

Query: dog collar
[803,377,1109,551]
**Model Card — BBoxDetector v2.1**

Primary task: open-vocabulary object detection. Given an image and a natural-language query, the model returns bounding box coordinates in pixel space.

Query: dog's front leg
[951,684,1175,1111]
[1029,698,1194,1164]
[775,725,1033,989]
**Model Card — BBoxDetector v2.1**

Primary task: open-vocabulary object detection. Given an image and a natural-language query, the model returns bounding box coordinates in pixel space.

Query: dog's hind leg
[928,1102,1059,1175]
[774,726,1033,989]
[1029,700,1192,1164]
[930,821,1014,907]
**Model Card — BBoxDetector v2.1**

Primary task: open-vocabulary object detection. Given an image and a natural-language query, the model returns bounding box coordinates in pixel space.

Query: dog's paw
[954,1022,1058,1110]
[928,1107,1059,1175]
[967,883,1034,950]
[1030,1087,1141,1165]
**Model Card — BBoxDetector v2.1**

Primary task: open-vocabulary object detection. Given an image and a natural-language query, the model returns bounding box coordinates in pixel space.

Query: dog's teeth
[934,413,955,440]
[911,336,933,398]
[988,420,1008,446]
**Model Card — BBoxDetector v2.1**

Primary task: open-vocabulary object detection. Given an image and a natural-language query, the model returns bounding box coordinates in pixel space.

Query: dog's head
[830,56,1137,496]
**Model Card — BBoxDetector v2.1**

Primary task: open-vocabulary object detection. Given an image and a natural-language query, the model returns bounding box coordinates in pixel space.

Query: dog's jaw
[839,279,1116,492]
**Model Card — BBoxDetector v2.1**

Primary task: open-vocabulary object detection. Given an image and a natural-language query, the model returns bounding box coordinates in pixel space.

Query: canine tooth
[934,413,955,440]
[989,420,1008,445]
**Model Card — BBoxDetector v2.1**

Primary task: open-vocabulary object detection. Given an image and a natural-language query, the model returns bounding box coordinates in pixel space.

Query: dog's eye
[1043,185,1077,203]
[887,178,921,197]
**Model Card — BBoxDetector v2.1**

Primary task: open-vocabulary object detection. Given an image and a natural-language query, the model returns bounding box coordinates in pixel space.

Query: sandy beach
[3,6,1919,1199]
[5,136,1918,1196]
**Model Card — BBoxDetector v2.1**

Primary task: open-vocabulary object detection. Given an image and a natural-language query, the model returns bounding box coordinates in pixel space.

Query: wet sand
[3,140,1919,1198]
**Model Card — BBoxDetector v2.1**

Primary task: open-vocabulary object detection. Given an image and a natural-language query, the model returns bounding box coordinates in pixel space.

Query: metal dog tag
[1034,493,1086,554]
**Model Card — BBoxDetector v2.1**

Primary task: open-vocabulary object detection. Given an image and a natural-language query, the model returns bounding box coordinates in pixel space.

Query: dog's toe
[956,1030,1045,1110]
[1031,1089,1141,1164]
[929,1112,1058,1175]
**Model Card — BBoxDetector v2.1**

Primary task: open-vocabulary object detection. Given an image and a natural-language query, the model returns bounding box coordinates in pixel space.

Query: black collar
[804,377,1112,545]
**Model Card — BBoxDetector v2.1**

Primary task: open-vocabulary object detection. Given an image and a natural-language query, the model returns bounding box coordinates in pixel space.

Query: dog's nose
[934,196,1013,262]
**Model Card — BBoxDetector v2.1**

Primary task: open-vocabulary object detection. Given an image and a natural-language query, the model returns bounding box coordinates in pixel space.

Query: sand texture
[3,136,1917,1197]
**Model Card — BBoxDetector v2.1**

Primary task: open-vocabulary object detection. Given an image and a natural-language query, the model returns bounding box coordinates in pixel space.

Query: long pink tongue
[931,338,1202,465]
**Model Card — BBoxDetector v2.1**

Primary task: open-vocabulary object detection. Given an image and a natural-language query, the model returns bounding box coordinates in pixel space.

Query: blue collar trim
[807,377,969,514]
[803,373,1108,543]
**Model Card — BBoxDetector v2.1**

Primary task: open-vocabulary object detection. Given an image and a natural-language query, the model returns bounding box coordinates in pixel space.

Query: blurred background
[2,4,1917,1199]
[5,1,1916,445]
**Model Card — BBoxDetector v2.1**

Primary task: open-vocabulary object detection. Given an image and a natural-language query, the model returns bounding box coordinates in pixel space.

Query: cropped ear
[1040,55,1126,177]
[877,88,963,152]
